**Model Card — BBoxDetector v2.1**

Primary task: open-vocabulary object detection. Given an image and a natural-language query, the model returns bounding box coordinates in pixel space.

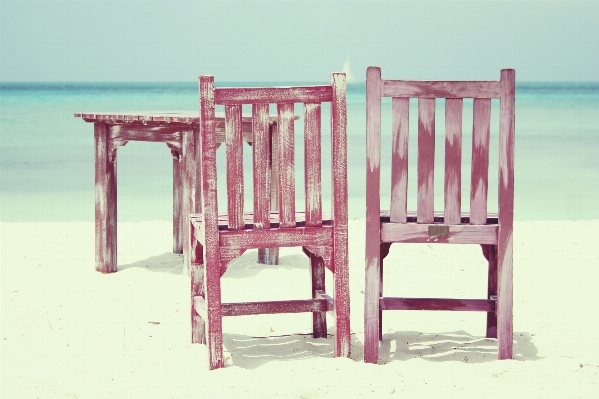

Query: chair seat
[379,211,498,244]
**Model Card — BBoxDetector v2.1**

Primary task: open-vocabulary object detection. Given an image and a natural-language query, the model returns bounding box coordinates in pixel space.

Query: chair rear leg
[204,258,224,369]
[483,244,498,338]
[310,253,327,338]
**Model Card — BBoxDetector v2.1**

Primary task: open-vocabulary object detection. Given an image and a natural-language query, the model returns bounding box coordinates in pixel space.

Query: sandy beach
[1,219,598,398]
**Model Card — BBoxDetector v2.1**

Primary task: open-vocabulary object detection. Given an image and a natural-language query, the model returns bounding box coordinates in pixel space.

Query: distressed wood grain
[390,97,409,223]
[382,80,500,98]
[215,86,333,105]
[364,66,383,364]
[470,98,491,225]
[225,105,244,230]
[417,98,436,223]
[444,98,463,224]
[277,103,296,228]
[304,103,322,227]
[198,76,224,370]
[94,123,117,273]
[497,69,515,360]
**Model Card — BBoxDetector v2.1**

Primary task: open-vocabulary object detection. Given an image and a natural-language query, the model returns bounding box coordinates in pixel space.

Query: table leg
[94,123,117,273]
[172,149,183,254]
[258,124,280,265]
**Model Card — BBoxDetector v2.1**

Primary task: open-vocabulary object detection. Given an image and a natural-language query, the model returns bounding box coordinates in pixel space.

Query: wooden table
[76,111,282,273]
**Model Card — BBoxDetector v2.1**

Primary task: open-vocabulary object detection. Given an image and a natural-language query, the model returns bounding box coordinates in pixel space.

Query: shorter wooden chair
[364,67,515,363]
[190,74,351,369]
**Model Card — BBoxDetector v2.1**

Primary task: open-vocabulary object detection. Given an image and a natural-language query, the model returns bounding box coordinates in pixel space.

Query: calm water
[1,81,598,222]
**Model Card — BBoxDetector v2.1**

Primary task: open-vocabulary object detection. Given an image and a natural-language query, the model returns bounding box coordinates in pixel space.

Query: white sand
[1,219,598,398]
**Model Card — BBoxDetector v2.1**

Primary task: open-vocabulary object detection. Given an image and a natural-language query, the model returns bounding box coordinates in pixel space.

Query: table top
[75,111,286,125]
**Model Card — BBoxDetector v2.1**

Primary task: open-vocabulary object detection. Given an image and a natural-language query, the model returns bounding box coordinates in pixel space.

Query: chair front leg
[482,244,498,338]
[333,246,351,358]
[310,253,327,338]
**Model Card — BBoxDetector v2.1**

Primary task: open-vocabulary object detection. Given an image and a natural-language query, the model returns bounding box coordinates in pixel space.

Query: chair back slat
[251,103,271,229]
[470,98,491,224]
[277,103,296,228]
[444,98,463,224]
[225,105,244,230]
[304,103,322,227]
[216,86,333,105]
[390,98,409,223]
[417,98,436,223]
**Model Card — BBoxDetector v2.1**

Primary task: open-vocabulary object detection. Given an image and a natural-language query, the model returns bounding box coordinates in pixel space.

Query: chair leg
[333,248,351,358]
[310,253,327,338]
[191,262,206,345]
[482,245,498,338]
[379,244,390,341]
[204,254,224,369]
[379,254,384,341]
[497,234,514,360]
[364,249,381,364]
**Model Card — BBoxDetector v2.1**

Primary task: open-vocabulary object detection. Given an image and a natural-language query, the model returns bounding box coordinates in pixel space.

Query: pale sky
[1,0,597,82]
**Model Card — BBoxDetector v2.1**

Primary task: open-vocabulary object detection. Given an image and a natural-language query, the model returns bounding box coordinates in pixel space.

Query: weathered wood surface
[470,98,491,225]
[380,297,496,312]
[304,103,323,227]
[194,296,334,317]
[380,223,498,244]
[191,74,350,369]
[382,80,501,98]
[390,97,409,223]
[364,66,383,364]
[364,66,515,364]
[277,103,296,228]
[215,86,333,104]
[417,98,436,223]
[444,98,463,224]
[76,111,279,125]
[497,69,516,359]
[94,123,117,273]
[198,76,224,370]
[225,105,244,230]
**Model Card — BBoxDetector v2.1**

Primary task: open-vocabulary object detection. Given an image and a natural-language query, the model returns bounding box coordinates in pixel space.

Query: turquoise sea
[1,81,598,222]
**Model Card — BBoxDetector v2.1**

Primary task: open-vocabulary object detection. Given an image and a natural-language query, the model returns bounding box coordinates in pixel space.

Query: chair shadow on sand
[118,252,184,274]
[222,333,362,370]
[374,330,541,364]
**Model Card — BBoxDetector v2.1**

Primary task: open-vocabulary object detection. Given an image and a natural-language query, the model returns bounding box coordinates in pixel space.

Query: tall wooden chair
[190,73,350,369]
[364,67,515,363]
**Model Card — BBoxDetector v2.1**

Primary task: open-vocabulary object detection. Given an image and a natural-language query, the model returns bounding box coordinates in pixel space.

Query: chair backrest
[198,74,347,234]
[366,67,515,226]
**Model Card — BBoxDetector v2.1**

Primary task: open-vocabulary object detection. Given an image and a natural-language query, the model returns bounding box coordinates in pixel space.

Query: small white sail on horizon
[342,56,355,83]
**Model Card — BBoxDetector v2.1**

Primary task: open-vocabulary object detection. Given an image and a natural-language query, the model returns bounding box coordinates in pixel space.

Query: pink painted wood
[444,98,463,225]
[190,73,350,369]
[390,98,409,223]
[417,98,436,223]
[470,98,491,225]
[225,105,244,230]
[364,67,515,364]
